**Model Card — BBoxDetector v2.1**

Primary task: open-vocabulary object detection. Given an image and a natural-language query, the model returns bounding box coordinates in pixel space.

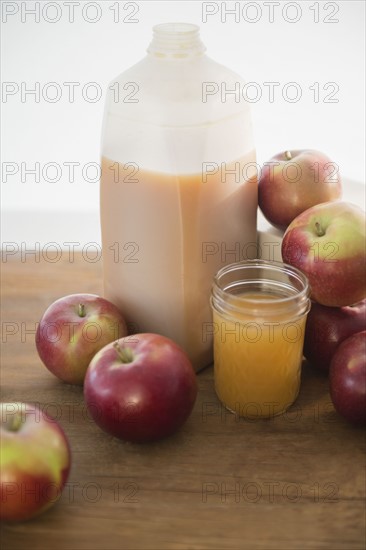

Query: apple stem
[113,342,134,364]
[78,303,86,318]
[6,413,23,432]
[315,221,325,237]
[285,150,292,160]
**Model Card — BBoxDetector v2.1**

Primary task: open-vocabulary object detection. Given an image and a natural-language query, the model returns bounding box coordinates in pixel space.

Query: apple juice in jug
[100,23,257,371]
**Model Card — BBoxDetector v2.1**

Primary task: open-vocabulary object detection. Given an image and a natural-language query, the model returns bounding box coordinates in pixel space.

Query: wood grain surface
[1,253,365,550]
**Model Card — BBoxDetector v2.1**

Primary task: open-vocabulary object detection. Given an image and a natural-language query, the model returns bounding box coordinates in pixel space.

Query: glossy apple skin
[304,299,366,371]
[84,333,198,442]
[259,149,342,230]
[0,402,71,522]
[282,201,366,307]
[329,331,366,425]
[36,293,127,385]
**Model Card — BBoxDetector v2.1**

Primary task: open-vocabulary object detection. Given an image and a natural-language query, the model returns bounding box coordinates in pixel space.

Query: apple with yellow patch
[282,202,366,307]
[36,293,127,384]
[0,402,71,521]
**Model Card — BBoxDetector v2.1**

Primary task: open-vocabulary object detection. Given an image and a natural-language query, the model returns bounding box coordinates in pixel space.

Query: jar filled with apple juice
[211,260,311,419]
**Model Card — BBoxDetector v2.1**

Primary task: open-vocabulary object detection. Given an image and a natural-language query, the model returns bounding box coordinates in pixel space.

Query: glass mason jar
[211,260,311,419]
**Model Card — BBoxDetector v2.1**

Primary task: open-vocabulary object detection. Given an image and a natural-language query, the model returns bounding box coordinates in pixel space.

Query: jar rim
[212,259,311,318]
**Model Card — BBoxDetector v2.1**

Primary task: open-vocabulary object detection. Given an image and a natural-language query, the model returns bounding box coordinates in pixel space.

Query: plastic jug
[100,23,257,371]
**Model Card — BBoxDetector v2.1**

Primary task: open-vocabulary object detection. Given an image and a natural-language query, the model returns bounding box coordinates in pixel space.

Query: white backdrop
[1,0,365,247]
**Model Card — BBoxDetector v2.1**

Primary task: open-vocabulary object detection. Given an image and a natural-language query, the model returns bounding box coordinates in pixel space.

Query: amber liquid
[213,292,307,417]
[100,154,257,371]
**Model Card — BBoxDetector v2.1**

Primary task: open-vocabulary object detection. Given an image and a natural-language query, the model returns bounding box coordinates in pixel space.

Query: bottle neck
[147,23,206,59]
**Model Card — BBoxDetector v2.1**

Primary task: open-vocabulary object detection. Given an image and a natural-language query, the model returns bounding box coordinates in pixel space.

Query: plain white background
[1,0,365,247]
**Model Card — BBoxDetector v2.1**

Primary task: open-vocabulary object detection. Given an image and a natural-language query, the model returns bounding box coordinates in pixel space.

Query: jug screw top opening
[147,22,206,58]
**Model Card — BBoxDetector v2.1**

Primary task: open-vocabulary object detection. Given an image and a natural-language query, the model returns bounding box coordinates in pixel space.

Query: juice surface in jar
[211,261,310,418]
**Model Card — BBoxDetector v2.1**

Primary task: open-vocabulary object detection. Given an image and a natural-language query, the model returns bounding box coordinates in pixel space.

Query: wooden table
[1,253,365,550]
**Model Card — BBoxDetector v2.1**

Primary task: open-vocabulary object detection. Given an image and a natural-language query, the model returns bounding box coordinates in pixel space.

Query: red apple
[329,331,366,425]
[0,402,71,522]
[36,293,127,385]
[258,149,342,230]
[84,333,198,442]
[304,299,366,371]
[281,201,366,307]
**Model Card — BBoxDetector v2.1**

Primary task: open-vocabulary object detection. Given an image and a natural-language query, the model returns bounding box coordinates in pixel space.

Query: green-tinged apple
[0,402,71,522]
[282,202,366,307]
[36,293,127,385]
[84,333,198,442]
[259,149,342,230]
[329,331,366,425]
